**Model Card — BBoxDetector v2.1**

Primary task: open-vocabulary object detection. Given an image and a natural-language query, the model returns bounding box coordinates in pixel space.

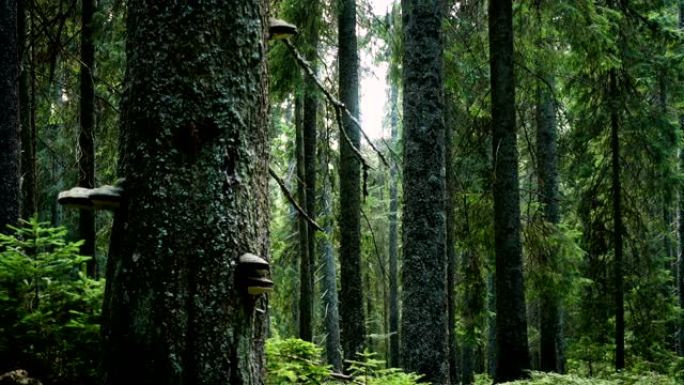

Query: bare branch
[269,167,324,232]
[283,39,390,169]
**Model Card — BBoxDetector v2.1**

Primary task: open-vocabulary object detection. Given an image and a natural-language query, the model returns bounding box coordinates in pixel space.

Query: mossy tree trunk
[101,2,269,384]
[79,0,97,275]
[338,0,366,364]
[489,0,530,382]
[400,1,449,383]
[0,0,20,233]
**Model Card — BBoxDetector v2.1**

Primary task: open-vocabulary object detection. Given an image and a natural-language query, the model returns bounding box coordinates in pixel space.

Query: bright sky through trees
[360,0,394,140]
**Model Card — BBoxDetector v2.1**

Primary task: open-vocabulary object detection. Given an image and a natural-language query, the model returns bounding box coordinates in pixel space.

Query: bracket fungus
[57,187,94,209]
[268,17,297,40]
[57,179,124,211]
[89,185,124,210]
[238,253,273,295]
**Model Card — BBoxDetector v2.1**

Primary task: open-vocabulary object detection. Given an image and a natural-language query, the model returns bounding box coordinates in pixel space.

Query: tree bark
[536,75,563,373]
[400,1,448,383]
[610,69,625,371]
[18,0,35,219]
[489,0,530,382]
[79,0,97,276]
[296,91,313,341]
[101,2,269,384]
[678,1,684,359]
[321,166,343,371]
[445,98,459,385]
[0,0,20,233]
[303,2,320,327]
[338,0,366,363]
[388,76,400,369]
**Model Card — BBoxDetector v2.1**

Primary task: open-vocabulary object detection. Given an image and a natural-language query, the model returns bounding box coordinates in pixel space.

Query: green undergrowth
[0,218,104,385]
[473,370,680,385]
[266,339,680,385]
[266,338,426,385]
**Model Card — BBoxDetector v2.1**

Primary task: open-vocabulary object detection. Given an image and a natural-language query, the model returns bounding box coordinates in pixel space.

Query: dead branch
[269,167,324,232]
[283,39,390,169]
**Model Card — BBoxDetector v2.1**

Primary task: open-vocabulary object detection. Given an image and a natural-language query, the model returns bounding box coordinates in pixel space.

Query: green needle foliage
[0,217,103,385]
[266,338,425,385]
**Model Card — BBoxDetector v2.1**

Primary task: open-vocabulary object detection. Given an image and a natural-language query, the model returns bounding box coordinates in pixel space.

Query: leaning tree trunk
[400,1,448,383]
[489,0,531,382]
[0,0,20,233]
[101,2,269,384]
[79,0,97,275]
[338,0,366,363]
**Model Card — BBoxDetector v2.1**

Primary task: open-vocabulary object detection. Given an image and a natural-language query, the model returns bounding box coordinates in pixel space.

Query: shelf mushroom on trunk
[238,253,273,295]
[268,17,297,40]
[57,178,124,211]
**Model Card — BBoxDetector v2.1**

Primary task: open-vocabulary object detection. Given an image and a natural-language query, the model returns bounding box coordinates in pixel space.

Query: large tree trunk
[79,0,97,275]
[101,2,269,384]
[536,75,563,372]
[296,91,313,341]
[489,0,530,382]
[400,1,448,383]
[610,69,625,371]
[338,0,366,363]
[388,76,400,369]
[18,0,35,219]
[0,0,21,233]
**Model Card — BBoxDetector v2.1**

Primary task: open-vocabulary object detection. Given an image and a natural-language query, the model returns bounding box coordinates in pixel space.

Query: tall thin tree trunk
[338,0,365,363]
[101,2,270,384]
[388,78,400,369]
[321,165,342,371]
[18,0,35,219]
[487,272,497,376]
[678,1,684,359]
[296,91,313,341]
[446,101,459,385]
[0,0,21,233]
[489,0,530,381]
[79,0,97,276]
[303,3,320,333]
[400,1,448,383]
[610,69,625,371]
[536,76,563,373]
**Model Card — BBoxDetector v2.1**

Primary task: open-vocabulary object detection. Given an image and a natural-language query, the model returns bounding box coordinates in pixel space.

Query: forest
[1,0,684,384]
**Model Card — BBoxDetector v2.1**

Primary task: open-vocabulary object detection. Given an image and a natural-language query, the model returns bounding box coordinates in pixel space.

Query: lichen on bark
[101,2,270,384]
